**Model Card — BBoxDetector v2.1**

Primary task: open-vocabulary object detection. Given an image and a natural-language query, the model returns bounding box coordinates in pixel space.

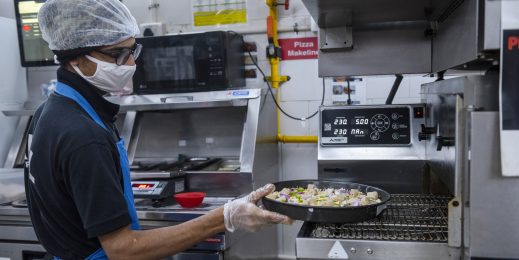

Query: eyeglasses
[96,43,142,66]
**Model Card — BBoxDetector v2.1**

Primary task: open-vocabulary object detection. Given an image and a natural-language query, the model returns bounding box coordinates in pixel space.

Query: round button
[392,133,400,140]
[392,113,399,120]
[392,123,399,130]
[371,114,390,132]
[370,131,380,141]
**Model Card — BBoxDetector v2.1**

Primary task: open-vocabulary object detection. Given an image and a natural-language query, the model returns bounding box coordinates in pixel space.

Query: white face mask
[72,55,136,94]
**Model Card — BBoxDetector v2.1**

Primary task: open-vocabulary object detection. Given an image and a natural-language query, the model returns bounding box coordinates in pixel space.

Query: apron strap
[55,82,108,131]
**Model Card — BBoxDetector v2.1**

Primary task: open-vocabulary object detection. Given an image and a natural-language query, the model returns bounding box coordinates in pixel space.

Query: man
[25,0,292,259]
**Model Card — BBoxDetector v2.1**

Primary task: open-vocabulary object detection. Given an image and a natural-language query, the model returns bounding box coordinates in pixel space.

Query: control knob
[437,136,455,151]
[418,124,436,141]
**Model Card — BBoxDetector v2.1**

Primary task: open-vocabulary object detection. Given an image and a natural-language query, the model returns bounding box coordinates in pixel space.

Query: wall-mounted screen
[14,0,55,67]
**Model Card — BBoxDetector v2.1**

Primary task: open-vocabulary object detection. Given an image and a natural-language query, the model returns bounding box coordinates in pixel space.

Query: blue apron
[53,82,140,260]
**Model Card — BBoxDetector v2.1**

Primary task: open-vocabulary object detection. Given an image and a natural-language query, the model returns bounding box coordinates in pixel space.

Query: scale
[130,156,220,200]
[131,171,186,200]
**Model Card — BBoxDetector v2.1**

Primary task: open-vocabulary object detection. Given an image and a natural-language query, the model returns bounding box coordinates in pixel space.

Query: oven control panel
[320,106,414,146]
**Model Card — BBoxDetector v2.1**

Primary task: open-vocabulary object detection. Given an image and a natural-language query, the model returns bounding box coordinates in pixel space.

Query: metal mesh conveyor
[308,194,451,242]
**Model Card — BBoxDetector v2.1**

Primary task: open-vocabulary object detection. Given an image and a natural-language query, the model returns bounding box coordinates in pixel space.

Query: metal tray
[262,180,390,223]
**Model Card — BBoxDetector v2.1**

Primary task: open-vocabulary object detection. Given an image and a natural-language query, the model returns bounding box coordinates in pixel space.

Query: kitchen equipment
[174,192,206,208]
[294,104,457,259]
[133,31,245,94]
[132,178,184,200]
[296,194,452,259]
[131,157,221,200]
[262,180,390,223]
[0,88,280,259]
[13,0,55,67]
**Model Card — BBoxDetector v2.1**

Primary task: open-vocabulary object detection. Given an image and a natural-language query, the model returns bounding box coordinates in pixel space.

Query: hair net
[38,0,140,51]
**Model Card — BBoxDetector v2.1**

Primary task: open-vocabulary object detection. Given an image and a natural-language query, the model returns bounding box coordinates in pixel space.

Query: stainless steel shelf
[2,89,261,116]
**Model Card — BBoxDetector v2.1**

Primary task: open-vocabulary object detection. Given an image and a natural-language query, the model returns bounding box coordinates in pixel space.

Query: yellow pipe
[265,0,316,144]
[267,0,279,45]
[277,135,318,143]
[265,0,288,89]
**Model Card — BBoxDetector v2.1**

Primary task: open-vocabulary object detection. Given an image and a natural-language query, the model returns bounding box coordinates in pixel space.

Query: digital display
[15,0,55,66]
[132,183,154,189]
[143,46,195,82]
[321,106,412,146]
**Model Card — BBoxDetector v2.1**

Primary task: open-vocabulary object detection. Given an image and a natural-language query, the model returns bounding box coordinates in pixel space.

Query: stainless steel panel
[296,239,452,260]
[318,28,431,76]
[250,91,279,188]
[0,243,45,260]
[120,111,137,150]
[318,160,425,194]
[186,172,252,197]
[26,67,56,107]
[134,107,246,160]
[167,251,222,260]
[319,26,353,51]
[480,0,501,51]
[433,0,479,72]
[422,74,499,195]
[105,89,259,113]
[468,112,519,259]
[239,97,260,173]
[3,116,30,168]
[0,226,38,242]
[0,169,25,204]
[301,0,454,28]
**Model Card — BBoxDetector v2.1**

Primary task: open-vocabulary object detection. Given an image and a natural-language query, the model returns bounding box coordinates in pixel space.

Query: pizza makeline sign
[278,37,318,60]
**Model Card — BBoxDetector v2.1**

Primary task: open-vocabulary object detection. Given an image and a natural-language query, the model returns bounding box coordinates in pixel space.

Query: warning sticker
[193,0,247,27]
[328,241,349,259]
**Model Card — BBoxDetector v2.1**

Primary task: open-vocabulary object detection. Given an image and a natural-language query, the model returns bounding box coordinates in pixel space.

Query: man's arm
[99,207,225,260]
[99,184,291,260]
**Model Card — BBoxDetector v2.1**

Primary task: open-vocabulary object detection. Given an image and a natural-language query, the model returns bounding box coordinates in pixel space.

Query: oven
[133,31,246,94]
[296,73,519,259]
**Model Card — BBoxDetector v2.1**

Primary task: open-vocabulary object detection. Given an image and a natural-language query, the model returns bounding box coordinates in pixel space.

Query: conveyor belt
[308,194,451,242]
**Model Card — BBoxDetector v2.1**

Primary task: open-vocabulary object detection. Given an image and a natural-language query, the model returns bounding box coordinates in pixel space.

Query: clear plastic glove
[223,184,292,232]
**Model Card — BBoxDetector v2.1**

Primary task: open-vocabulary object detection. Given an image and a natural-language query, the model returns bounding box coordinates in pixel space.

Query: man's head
[38,0,140,93]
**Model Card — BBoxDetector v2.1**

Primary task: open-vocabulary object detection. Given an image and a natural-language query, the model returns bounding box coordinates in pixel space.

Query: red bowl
[174,192,206,208]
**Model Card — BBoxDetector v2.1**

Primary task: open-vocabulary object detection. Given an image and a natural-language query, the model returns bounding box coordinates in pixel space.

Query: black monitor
[14,0,55,67]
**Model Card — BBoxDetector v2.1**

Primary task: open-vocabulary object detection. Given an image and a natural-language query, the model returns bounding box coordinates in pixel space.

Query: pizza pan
[261,180,390,223]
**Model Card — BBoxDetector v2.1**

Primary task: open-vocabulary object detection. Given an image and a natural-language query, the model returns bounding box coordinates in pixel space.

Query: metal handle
[436,136,455,151]
[160,96,194,103]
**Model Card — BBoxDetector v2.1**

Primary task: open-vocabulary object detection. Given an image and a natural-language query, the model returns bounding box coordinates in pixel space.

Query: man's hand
[223,184,293,232]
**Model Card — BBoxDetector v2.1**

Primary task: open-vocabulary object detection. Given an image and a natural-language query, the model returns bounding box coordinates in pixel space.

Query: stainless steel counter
[0,196,234,254]
[135,197,231,222]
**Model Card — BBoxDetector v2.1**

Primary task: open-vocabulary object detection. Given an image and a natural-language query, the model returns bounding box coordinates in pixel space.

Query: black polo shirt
[25,67,132,259]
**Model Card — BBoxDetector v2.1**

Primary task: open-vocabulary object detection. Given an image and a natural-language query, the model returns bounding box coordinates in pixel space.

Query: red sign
[278,37,318,60]
[508,35,519,50]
